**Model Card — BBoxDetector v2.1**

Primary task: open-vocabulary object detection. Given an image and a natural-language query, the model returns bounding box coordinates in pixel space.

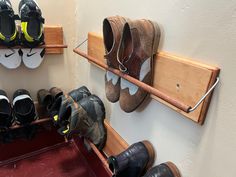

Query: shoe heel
[150,21,161,56]
[165,162,182,177]
[142,140,156,170]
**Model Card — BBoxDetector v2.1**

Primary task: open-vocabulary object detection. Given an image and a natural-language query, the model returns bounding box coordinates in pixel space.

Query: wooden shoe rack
[73,32,220,125]
[0,25,67,54]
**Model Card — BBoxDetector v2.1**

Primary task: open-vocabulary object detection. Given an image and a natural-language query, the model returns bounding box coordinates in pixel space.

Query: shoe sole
[142,140,156,170]
[165,161,182,177]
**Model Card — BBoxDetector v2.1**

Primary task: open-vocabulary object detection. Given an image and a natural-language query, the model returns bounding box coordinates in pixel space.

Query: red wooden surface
[0,123,111,177]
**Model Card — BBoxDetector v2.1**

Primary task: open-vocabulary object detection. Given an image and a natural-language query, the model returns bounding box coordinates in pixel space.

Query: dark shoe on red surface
[117,19,161,113]
[49,94,74,125]
[37,89,53,111]
[103,16,128,103]
[0,90,13,130]
[61,95,106,150]
[50,86,91,127]
[142,162,181,177]
[13,89,38,125]
[49,87,63,101]
[108,141,155,177]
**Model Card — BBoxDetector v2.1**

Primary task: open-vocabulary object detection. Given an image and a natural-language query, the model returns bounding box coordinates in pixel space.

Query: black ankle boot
[108,141,155,177]
[142,162,181,177]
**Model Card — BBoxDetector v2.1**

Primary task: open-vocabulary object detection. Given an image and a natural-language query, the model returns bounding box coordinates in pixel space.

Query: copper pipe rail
[74,48,192,113]
[74,48,220,113]
[9,118,51,130]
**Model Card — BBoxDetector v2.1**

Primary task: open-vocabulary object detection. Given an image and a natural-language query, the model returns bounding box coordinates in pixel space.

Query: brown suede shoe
[117,20,161,113]
[103,16,129,103]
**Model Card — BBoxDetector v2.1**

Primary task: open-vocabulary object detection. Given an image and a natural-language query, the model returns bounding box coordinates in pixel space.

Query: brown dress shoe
[103,16,129,103]
[117,19,161,113]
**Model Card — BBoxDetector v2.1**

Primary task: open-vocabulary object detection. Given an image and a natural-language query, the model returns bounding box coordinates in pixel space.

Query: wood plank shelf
[9,118,51,130]
[0,26,67,54]
[74,32,220,125]
[86,119,129,177]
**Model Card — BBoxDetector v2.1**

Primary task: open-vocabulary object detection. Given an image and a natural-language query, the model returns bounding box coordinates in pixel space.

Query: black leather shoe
[108,141,155,177]
[13,89,37,125]
[142,162,181,177]
[37,89,53,111]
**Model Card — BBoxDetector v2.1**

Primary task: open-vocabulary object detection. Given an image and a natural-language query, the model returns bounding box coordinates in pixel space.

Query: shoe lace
[117,55,130,74]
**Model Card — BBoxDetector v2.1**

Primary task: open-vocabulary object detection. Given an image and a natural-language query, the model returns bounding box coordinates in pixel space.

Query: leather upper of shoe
[68,86,91,102]
[108,142,150,177]
[67,95,106,150]
[37,89,53,110]
[49,94,74,125]
[142,164,175,177]
[117,19,157,80]
[49,87,63,100]
[51,87,91,127]
[103,16,128,69]
[57,102,79,135]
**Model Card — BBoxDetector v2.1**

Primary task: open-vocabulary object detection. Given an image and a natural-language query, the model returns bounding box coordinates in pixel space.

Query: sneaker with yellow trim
[0,0,19,47]
[19,0,44,48]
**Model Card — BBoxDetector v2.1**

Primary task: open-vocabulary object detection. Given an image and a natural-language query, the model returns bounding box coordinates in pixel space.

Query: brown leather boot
[103,16,129,103]
[117,19,161,113]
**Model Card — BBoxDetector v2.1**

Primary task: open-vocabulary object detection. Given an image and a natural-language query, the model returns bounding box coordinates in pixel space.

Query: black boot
[108,141,155,177]
[142,162,181,177]
[61,95,107,150]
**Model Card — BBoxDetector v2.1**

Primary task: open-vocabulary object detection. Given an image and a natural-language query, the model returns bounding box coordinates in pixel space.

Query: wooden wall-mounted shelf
[0,26,67,54]
[74,32,220,125]
[87,119,129,176]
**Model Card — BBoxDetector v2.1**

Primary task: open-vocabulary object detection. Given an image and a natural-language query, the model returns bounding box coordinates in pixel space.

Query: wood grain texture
[86,32,220,124]
[44,26,64,54]
[103,119,129,157]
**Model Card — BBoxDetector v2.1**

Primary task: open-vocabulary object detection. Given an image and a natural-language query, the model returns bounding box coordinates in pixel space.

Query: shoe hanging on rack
[37,89,53,111]
[103,16,129,103]
[37,87,64,116]
[19,0,45,69]
[0,0,21,69]
[117,19,161,113]
[13,89,38,125]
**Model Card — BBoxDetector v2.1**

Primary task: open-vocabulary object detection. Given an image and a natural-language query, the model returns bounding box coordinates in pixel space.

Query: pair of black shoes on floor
[0,0,44,47]
[0,89,37,130]
[108,141,181,177]
[38,86,107,150]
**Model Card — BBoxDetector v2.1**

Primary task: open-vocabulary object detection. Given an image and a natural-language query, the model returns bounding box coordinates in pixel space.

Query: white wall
[75,0,236,177]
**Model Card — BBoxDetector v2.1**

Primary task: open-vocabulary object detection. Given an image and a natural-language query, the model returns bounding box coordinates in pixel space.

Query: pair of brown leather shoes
[103,16,161,113]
